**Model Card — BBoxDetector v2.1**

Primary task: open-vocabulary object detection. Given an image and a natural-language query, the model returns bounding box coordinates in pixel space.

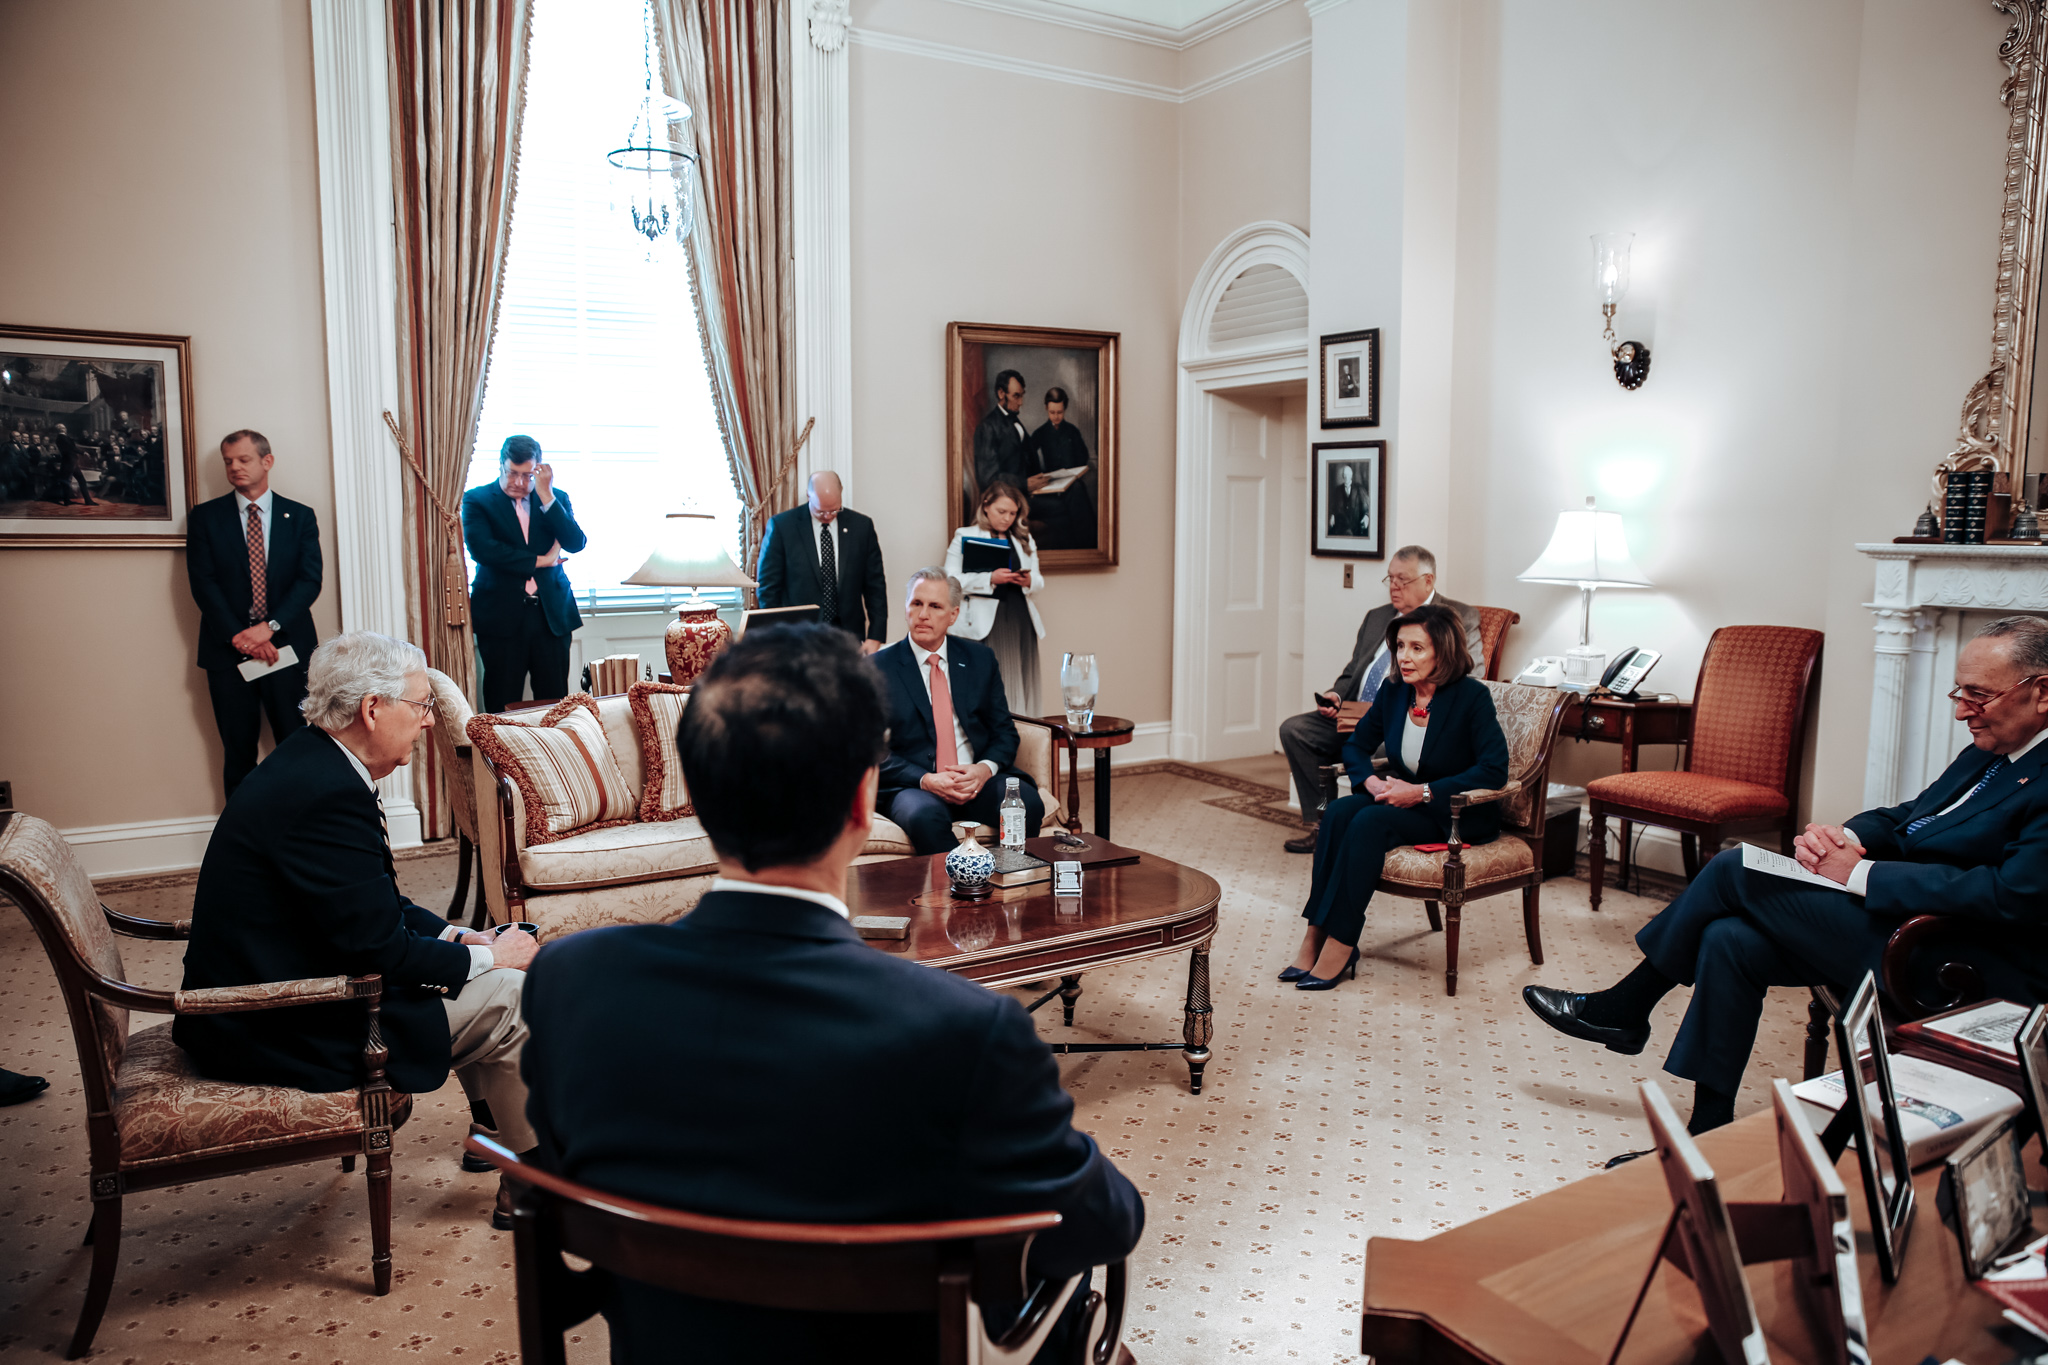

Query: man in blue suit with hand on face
[461,434,588,713]
[871,567,1047,854]
[1527,614,2048,1135]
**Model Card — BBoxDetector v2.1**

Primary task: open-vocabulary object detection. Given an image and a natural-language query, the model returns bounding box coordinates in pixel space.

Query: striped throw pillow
[626,681,693,822]
[466,695,638,846]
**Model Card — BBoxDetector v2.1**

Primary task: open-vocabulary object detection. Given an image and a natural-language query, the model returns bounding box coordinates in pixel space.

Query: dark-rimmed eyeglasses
[1946,675,2044,714]
[1381,572,1425,589]
[387,696,434,718]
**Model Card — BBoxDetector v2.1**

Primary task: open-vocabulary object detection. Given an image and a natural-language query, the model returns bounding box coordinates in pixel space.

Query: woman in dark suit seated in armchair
[1283,603,1510,990]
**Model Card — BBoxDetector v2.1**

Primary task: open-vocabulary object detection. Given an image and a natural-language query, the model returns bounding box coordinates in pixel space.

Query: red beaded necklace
[1410,691,1432,723]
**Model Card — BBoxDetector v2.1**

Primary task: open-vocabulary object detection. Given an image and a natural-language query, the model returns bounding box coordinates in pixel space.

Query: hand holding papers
[1742,841,1853,892]
[237,645,300,682]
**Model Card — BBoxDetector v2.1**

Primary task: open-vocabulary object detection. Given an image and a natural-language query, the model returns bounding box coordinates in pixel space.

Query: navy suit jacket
[185,491,322,671]
[872,635,1024,794]
[754,504,889,641]
[174,727,471,1094]
[519,890,1143,1361]
[461,482,588,638]
[1847,737,2048,926]
[1340,674,1510,844]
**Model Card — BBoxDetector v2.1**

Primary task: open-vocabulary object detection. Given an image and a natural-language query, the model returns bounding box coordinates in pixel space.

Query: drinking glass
[1061,652,1099,730]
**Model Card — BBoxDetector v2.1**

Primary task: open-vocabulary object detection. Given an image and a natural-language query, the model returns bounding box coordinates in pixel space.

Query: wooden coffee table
[847,849,1222,1093]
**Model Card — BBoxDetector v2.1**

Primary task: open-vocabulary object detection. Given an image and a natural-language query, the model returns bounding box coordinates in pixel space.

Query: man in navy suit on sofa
[185,429,323,797]
[460,434,588,713]
[518,624,1142,1361]
[872,567,1046,854]
[1528,614,2048,1135]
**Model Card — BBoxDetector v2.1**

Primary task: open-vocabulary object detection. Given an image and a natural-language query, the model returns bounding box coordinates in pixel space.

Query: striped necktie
[375,794,396,877]
[1904,756,2004,835]
[1360,648,1392,703]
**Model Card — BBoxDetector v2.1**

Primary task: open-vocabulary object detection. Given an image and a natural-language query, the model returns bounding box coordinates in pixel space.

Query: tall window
[468,0,740,608]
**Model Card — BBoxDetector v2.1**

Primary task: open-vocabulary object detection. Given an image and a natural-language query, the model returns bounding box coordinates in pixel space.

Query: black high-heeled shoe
[1295,948,1360,991]
[1277,965,1311,983]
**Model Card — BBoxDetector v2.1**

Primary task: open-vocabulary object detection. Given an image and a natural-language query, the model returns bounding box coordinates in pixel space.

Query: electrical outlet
[0,781,11,810]
[1343,564,1354,589]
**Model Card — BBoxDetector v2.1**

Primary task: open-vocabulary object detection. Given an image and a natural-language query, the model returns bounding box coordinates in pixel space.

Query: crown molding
[933,0,1295,51]
[849,25,1308,102]
[1301,0,1351,15]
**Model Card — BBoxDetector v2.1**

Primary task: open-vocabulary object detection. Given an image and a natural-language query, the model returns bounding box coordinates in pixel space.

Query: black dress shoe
[0,1069,48,1106]
[492,1177,515,1231]
[1283,830,1318,854]
[462,1150,495,1174]
[1522,985,1651,1056]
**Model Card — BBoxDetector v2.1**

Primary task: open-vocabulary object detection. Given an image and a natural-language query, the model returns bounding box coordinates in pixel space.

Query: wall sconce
[1592,232,1651,390]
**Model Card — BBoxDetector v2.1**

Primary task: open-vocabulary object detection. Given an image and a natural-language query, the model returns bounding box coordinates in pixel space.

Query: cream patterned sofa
[445,686,1070,942]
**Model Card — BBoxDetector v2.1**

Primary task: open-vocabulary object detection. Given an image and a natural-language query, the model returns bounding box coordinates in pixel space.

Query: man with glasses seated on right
[1526,614,2048,1137]
[1277,545,1482,853]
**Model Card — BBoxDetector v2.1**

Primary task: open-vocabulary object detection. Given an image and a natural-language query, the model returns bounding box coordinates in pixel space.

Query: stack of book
[1944,469,1994,544]
[586,655,642,695]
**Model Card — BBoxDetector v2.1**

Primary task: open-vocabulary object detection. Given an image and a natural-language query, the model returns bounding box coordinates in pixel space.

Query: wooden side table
[1040,715,1136,840]
[1559,696,1692,888]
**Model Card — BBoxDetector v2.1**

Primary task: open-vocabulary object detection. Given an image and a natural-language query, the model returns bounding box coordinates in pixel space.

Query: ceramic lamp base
[663,603,732,688]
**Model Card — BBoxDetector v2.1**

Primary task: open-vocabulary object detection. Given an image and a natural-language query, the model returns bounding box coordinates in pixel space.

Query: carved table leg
[1095,749,1114,839]
[1182,946,1214,1095]
[1060,974,1084,1026]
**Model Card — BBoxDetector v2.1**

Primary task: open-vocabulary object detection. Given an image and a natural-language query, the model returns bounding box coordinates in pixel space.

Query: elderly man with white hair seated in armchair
[174,630,540,1229]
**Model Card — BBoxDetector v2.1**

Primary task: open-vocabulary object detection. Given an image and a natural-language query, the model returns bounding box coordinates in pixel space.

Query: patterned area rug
[0,770,1814,1363]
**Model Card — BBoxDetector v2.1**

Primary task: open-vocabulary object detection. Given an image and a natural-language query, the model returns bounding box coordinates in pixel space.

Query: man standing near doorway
[462,434,589,714]
[186,429,323,797]
[1275,545,1483,852]
[755,470,888,652]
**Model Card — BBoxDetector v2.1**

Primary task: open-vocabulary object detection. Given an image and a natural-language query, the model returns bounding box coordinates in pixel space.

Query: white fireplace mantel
[1856,542,2048,807]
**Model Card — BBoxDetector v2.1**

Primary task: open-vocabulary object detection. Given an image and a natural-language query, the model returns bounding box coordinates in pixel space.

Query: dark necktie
[1905,756,2004,835]
[375,794,396,877]
[817,521,838,624]
[246,503,267,621]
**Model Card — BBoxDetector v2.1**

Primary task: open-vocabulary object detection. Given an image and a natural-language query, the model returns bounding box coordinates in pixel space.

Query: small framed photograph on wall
[0,324,198,548]
[1312,440,1385,560]
[1320,327,1379,428]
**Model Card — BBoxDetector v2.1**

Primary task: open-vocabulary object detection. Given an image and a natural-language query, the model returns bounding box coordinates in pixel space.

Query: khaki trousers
[442,967,536,1152]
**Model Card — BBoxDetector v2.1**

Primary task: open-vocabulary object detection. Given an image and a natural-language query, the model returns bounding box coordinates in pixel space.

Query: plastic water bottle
[1000,778,1026,849]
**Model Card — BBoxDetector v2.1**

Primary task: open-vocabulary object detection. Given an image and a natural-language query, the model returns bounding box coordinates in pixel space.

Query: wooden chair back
[467,1136,1122,1365]
[1473,606,1521,681]
[1684,626,1824,801]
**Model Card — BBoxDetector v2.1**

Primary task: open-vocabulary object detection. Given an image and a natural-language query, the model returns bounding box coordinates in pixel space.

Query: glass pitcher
[1061,652,1099,731]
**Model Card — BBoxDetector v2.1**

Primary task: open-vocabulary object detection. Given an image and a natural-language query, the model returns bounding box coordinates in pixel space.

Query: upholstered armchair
[1473,605,1521,681]
[424,668,488,928]
[1363,681,1569,995]
[1586,626,1823,910]
[0,811,407,1359]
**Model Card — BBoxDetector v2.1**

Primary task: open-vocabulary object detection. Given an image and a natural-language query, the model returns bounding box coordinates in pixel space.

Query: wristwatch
[265,619,281,633]
[1421,784,1433,804]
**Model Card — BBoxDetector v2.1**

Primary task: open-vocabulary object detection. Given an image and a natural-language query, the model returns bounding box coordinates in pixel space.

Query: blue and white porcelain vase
[945,823,996,899]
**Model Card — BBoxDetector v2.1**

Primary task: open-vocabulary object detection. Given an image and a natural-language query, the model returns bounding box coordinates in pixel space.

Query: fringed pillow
[466,695,638,846]
[626,681,693,822]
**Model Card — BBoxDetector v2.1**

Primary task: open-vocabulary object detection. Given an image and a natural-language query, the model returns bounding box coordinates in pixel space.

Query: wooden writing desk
[1361,1108,2030,1364]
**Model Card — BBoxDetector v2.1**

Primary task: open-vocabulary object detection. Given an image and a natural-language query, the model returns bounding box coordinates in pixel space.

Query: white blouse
[1400,710,1427,773]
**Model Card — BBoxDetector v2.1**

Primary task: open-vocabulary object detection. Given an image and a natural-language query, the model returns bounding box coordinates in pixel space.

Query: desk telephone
[1514,646,1661,698]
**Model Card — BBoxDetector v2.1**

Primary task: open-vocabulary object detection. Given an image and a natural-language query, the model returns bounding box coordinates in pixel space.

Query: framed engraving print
[1311,440,1385,559]
[1319,327,1379,428]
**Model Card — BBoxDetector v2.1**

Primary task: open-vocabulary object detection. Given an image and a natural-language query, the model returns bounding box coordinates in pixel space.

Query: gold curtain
[388,0,532,838]
[650,0,799,578]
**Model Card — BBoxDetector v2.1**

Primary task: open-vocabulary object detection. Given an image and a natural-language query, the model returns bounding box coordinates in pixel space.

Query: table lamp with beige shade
[622,513,757,687]
[1515,495,1652,692]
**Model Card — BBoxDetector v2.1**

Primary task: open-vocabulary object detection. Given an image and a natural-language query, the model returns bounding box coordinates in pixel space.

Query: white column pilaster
[1863,605,1924,809]
[311,0,421,847]
[792,0,852,496]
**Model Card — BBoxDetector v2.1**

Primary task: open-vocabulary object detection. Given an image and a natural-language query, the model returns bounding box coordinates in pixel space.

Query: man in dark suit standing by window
[461,435,588,713]
[185,429,323,797]
[871,567,1045,854]
[753,470,887,653]
[520,623,1140,1360]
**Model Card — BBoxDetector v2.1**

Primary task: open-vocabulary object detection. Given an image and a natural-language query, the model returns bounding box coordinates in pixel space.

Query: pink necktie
[513,496,536,595]
[929,655,959,771]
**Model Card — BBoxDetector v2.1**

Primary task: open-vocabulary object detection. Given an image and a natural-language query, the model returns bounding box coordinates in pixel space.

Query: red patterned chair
[0,811,407,1359]
[1473,605,1521,682]
[1586,625,1824,911]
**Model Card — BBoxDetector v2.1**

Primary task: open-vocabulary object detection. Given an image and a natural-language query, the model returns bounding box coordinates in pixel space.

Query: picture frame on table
[1948,1117,2032,1279]
[1311,440,1386,560]
[1319,327,1379,428]
[0,324,198,548]
[945,321,1119,570]
[1830,973,1918,1283]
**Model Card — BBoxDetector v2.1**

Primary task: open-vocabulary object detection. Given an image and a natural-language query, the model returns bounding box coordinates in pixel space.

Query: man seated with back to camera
[871,567,1046,854]
[518,625,1143,1362]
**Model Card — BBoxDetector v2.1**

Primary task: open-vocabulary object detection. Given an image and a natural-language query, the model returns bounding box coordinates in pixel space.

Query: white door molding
[1172,221,1311,761]
[310,0,421,847]
[792,0,853,496]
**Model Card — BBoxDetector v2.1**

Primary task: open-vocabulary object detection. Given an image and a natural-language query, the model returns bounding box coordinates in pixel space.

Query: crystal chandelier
[608,0,696,246]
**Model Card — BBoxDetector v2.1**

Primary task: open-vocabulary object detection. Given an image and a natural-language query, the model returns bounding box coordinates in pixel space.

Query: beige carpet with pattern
[0,765,1813,1363]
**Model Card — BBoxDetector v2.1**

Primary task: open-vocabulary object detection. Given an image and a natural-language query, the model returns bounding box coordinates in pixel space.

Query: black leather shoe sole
[1283,832,1318,854]
[1522,985,1651,1056]
[461,1151,494,1174]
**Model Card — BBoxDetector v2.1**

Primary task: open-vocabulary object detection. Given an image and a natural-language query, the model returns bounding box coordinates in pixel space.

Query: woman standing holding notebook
[944,480,1046,714]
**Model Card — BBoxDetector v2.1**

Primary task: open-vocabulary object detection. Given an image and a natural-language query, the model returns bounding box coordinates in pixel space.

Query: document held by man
[1741,841,1855,893]
[237,645,300,682]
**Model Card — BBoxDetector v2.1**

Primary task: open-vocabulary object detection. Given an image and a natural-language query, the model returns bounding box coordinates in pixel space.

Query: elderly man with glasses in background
[1276,545,1484,853]
[175,631,540,1228]
[1526,614,2048,1138]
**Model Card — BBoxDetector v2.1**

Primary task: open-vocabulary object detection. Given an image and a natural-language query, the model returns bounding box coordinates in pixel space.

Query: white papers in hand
[237,644,300,682]
[1740,841,1853,893]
